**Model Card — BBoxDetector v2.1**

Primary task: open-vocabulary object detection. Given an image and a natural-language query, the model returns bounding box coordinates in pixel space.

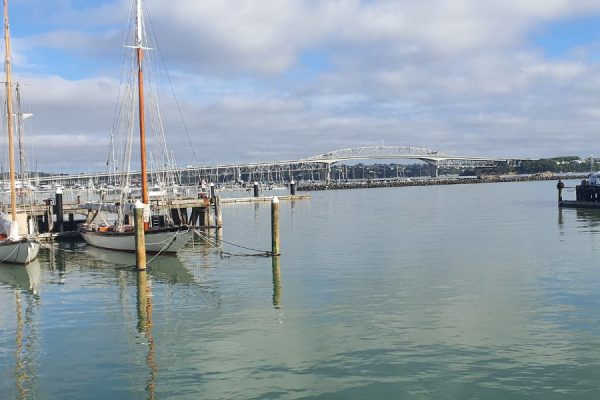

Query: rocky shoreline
[298,174,587,191]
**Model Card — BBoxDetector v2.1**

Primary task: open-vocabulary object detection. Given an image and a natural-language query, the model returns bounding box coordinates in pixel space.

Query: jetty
[4,188,308,241]
[558,176,600,209]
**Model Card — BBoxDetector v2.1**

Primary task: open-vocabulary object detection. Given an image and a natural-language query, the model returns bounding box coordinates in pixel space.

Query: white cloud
[5,0,600,172]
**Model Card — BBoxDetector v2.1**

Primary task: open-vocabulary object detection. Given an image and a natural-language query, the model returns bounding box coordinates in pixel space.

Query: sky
[5,0,600,172]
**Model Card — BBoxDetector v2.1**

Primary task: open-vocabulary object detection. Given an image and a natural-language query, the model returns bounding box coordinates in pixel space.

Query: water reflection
[272,256,282,308]
[136,270,157,399]
[575,208,600,227]
[0,260,41,295]
[82,245,196,284]
[0,262,41,399]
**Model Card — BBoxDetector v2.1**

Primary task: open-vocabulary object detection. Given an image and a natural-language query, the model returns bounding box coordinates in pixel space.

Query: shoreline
[298,174,587,191]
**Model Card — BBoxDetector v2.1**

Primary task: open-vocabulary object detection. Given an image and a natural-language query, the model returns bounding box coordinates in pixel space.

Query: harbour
[3,180,600,399]
[2,0,600,398]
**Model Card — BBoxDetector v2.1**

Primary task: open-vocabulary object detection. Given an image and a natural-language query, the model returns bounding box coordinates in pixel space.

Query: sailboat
[0,0,39,265]
[79,0,193,254]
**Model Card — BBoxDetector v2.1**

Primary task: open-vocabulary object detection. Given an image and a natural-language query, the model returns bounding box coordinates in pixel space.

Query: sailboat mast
[16,82,24,186]
[3,0,16,221]
[135,0,149,208]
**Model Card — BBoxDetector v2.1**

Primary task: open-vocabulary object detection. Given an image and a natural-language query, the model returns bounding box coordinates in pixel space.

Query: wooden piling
[190,207,200,226]
[210,182,215,199]
[272,255,281,308]
[557,180,565,204]
[271,196,280,256]
[55,189,64,233]
[171,208,181,225]
[290,180,296,196]
[134,200,147,270]
[46,200,54,233]
[200,205,210,227]
[208,202,216,227]
[136,269,148,331]
[253,181,259,198]
[180,208,189,225]
[215,195,222,228]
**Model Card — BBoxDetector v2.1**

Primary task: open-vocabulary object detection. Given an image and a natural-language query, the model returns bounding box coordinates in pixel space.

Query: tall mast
[16,82,24,186]
[135,0,149,212]
[3,0,16,221]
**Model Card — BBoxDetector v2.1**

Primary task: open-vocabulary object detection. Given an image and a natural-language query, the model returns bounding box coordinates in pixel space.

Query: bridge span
[37,146,519,185]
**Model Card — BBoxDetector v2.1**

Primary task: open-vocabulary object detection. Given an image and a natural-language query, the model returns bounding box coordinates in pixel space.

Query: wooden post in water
[253,181,259,198]
[134,200,146,270]
[272,255,282,308]
[215,195,222,228]
[46,199,54,233]
[55,188,64,233]
[271,196,280,256]
[200,206,209,227]
[210,182,215,199]
[290,180,296,196]
[136,269,149,331]
[557,180,565,204]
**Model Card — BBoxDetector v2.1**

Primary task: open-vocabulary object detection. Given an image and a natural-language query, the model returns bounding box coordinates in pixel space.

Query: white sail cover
[0,212,20,241]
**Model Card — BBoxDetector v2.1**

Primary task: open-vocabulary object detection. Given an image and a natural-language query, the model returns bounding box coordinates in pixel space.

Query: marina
[2,0,600,398]
[3,180,600,398]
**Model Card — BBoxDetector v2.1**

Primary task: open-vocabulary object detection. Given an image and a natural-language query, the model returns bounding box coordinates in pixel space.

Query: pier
[558,177,600,209]
[7,191,309,240]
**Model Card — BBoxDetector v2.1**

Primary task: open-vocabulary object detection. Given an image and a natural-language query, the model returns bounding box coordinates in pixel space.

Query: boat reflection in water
[0,259,41,295]
[83,245,195,284]
[0,260,41,399]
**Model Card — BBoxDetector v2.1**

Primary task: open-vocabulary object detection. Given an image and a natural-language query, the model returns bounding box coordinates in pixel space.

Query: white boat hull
[0,239,40,265]
[80,227,193,253]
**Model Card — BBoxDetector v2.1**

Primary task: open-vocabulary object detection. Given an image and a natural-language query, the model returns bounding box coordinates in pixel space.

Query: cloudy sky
[5,0,600,172]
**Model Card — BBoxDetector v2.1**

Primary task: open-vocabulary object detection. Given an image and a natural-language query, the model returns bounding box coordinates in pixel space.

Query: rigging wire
[145,10,200,167]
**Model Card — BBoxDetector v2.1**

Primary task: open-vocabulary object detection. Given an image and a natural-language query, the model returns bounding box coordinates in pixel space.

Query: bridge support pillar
[325,164,331,184]
[429,164,439,178]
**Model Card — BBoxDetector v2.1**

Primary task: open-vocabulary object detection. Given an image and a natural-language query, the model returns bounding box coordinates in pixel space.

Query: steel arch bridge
[36,146,514,185]
[303,146,507,166]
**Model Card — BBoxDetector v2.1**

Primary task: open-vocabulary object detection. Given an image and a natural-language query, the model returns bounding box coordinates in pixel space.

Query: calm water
[2,180,600,399]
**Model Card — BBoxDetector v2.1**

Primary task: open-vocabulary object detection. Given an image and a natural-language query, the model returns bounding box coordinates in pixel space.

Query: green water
[1,180,600,399]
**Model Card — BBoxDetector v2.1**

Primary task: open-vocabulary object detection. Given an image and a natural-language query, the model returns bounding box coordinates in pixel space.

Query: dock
[557,177,600,209]
[10,191,310,241]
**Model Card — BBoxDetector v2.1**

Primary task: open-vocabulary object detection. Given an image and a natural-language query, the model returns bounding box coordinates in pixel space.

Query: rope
[145,229,182,264]
[193,228,274,257]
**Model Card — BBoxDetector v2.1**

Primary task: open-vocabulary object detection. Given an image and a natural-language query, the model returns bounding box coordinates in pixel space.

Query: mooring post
[134,200,147,271]
[253,181,259,198]
[215,195,223,228]
[290,180,296,196]
[271,196,280,256]
[210,182,215,199]
[55,188,64,233]
[136,269,149,332]
[200,206,209,227]
[557,180,565,204]
[45,199,54,233]
[208,202,216,227]
[272,255,282,308]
